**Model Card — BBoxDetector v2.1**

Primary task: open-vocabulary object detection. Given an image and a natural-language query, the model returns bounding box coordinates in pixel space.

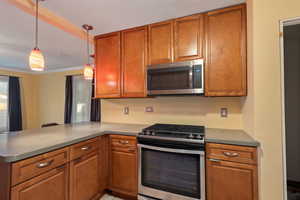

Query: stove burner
[139,124,205,143]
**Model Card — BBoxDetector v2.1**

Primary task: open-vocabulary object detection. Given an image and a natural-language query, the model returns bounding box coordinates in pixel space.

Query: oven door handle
[138,144,204,155]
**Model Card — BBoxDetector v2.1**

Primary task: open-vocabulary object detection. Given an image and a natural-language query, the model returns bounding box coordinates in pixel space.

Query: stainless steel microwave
[147,59,204,95]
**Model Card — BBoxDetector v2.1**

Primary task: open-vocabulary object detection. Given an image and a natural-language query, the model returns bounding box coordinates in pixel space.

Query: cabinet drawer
[110,135,136,153]
[11,147,69,186]
[70,138,99,160]
[206,143,257,165]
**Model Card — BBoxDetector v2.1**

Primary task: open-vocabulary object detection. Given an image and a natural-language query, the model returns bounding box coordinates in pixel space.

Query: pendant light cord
[86,29,90,65]
[35,0,39,49]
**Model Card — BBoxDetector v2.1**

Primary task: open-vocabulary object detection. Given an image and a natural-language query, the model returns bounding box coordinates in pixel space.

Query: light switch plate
[220,108,228,118]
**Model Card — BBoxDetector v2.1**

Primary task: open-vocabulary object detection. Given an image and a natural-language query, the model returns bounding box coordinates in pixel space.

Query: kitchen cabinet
[70,151,100,200]
[205,4,247,96]
[206,143,258,200]
[95,32,121,98]
[148,20,174,65]
[11,164,69,200]
[174,14,204,61]
[109,135,137,197]
[94,4,247,98]
[121,26,148,97]
[98,135,109,193]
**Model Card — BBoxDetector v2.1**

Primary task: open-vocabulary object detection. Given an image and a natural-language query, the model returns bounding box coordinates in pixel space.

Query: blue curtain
[9,76,22,131]
[64,76,72,124]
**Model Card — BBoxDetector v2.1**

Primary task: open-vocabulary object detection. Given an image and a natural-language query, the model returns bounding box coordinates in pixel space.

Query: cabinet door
[206,159,258,200]
[148,20,174,65]
[11,165,68,200]
[95,32,121,98]
[109,150,137,196]
[174,14,204,61]
[99,136,109,193]
[121,26,148,97]
[205,5,247,96]
[70,152,100,200]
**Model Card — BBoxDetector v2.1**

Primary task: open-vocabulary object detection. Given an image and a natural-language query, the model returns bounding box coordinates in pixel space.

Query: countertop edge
[0,130,140,163]
[205,138,260,147]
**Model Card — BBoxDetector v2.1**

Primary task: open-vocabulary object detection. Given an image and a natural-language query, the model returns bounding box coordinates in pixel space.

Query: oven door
[147,59,204,95]
[138,144,205,200]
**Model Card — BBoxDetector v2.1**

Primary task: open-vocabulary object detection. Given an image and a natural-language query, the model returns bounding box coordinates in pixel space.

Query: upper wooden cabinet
[95,32,121,98]
[121,26,148,97]
[205,5,247,96]
[94,4,247,98]
[174,14,204,61]
[148,20,174,65]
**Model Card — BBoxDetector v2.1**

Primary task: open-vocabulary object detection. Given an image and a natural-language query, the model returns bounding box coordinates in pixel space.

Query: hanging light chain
[86,28,90,65]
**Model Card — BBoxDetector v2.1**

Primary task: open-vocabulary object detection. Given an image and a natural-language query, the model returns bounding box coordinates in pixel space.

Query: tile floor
[100,194,124,200]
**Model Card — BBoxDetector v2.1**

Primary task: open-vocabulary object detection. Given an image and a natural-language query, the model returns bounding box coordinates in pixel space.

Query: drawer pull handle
[209,158,220,162]
[223,152,239,157]
[36,160,54,168]
[119,140,129,145]
[128,148,135,152]
[81,146,90,151]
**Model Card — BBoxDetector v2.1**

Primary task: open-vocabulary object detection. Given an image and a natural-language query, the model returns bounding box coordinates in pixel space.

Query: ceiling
[0,0,245,73]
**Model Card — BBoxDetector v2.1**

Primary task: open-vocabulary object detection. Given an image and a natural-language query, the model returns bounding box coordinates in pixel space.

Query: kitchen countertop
[0,122,259,163]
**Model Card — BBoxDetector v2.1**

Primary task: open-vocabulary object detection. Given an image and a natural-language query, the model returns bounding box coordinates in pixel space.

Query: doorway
[282,19,300,200]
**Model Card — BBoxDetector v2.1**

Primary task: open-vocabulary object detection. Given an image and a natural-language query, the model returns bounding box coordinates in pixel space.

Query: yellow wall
[36,70,82,127]
[0,69,39,129]
[243,0,300,199]
[101,97,243,129]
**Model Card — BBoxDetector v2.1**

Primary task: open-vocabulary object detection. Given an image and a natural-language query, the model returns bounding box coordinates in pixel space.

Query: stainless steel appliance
[137,124,205,200]
[147,59,204,95]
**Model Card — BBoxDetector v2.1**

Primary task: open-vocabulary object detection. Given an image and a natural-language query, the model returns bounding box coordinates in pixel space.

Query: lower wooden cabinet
[206,143,258,200]
[109,135,138,197]
[70,151,100,200]
[11,164,69,200]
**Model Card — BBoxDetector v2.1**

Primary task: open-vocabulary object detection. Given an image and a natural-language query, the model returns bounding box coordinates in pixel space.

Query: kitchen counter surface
[206,128,259,147]
[0,122,259,163]
[0,122,148,163]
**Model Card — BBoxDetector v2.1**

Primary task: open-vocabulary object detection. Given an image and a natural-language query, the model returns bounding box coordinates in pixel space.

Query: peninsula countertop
[0,122,259,163]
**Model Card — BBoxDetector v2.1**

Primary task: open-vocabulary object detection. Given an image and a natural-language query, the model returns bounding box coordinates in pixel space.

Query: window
[0,76,9,132]
[71,76,92,123]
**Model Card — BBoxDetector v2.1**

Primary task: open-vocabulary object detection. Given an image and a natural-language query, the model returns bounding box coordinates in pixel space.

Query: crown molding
[0,66,83,74]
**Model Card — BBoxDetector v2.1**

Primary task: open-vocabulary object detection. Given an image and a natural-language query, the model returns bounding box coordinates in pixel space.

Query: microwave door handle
[189,66,194,89]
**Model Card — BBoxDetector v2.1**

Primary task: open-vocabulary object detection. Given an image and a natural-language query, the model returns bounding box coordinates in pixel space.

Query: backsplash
[101,96,243,129]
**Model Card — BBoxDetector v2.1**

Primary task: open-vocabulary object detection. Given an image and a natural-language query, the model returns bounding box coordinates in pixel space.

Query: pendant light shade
[29,0,45,71]
[83,64,94,80]
[29,47,45,71]
[82,24,94,80]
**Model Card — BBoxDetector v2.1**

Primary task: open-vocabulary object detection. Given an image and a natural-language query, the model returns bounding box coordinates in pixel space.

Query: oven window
[141,148,201,198]
[147,67,192,90]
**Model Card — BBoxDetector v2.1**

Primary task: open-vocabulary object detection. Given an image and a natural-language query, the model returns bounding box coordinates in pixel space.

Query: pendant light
[82,24,94,80]
[29,0,45,71]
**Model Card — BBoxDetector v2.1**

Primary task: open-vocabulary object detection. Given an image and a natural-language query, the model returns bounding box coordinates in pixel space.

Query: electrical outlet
[124,107,129,115]
[145,106,154,112]
[220,108,228,118]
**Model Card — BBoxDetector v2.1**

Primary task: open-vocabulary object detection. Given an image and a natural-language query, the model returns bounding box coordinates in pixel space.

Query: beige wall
[36,70,82,127]
[243,0,300,199]
[101,97,243,129]
[0,69,39,129]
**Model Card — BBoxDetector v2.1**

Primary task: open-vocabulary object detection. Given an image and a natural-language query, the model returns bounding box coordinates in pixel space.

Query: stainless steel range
[137,124,205,200]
